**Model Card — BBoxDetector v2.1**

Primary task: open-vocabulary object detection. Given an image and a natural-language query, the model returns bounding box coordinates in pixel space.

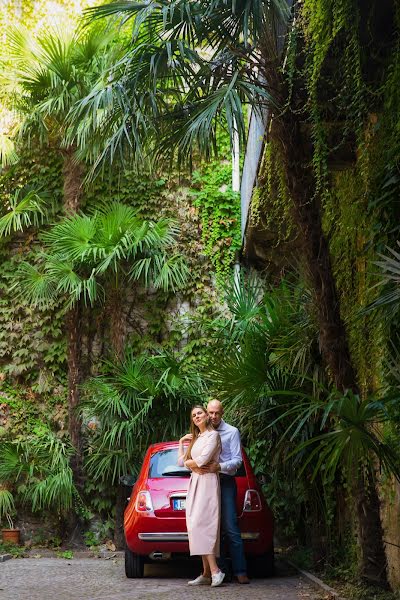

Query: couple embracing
[177,400,249,588]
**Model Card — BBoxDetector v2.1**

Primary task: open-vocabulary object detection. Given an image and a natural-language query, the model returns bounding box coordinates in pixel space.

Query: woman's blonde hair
[184,404,212,460]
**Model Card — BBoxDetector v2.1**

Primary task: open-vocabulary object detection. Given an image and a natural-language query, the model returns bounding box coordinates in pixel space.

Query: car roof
[149,441,179,452]
[148,441,247,455]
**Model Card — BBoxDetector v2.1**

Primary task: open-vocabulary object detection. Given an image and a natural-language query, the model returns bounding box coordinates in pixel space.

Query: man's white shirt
[216,419,242,475]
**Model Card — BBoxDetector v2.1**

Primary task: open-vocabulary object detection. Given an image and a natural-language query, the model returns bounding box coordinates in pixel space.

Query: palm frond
[41,214,98,262]
[28,468,75,512]
[0,187,51,237]
[0,133,18,168]
[4,23,116,150]
[77,0,292,169]
[274,389,400,484]
[82,347,206,484]
[0,489,16,522]
[46,257,101,307]
[14,261,59,307]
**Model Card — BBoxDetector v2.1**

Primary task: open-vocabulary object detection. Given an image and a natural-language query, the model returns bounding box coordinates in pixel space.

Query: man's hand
[200,461,220,474]
[191,466,203,475]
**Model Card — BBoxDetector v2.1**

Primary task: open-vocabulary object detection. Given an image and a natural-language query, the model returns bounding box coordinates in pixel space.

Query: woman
[178,405,225,587]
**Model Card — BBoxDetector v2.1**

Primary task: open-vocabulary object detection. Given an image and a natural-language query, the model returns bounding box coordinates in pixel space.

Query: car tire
[249,545,275,578]
[125,548,145,578]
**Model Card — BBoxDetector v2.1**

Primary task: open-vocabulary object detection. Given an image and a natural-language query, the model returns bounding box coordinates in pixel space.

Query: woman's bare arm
[178,433,192,466]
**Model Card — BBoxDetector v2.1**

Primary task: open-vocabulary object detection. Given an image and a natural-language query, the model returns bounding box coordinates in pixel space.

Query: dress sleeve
[195,431,220,467]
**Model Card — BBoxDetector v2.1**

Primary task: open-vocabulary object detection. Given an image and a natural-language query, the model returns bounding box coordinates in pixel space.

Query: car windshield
[149,448,191,478]
[149,448,247,477]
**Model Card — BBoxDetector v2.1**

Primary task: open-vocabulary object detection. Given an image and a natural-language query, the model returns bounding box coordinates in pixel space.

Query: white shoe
[188,574,212,586]
[211,571,225,587]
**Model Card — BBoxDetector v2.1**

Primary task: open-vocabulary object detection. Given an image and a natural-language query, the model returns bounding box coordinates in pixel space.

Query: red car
[123,440,274,578]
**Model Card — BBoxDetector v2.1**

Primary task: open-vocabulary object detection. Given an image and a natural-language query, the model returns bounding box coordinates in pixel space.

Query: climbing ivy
[250,139,295,248]
[321,168,384,396]
[0,247,66,390]
[191,160,241,286]
[0,135,236,393]
[301,0,367,193]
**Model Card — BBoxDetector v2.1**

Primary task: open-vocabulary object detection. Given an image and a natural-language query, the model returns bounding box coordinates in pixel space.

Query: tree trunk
[109,285,126,360]
[261,40,389,580]
[62,147,84,214]
[108,284,127,545]
[115,484,128,550]
[272,115,358,392]
[66,303,84,488]
[271,112,388,586]
[356,470,388,586]
[62,146,85,484]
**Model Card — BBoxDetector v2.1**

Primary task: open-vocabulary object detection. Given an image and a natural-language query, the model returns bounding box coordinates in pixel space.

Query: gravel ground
[0,556,325,600]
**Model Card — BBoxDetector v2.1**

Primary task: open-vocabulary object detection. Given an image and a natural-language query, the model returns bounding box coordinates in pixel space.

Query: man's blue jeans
[219,475,247,576]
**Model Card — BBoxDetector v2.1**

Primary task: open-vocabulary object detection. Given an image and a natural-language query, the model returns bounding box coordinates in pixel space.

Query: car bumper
[137,532,260,542]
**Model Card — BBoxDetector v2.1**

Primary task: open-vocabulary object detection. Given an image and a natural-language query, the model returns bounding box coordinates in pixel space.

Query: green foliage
[57,550,73,559]
[286,546,314,571]
[0,488,16,528]
[83,480,114,517]
[207,275,331,542]
[0,425,80,515]
[0,248,66,388]
[191,159,241,285]
[0,186,52,236]
[271,388,400,485]
[81,349,206,485]
[78,0,289,172]
[322,168,384,396]
[0,382,67,440]
[14,202,187,310]
[0,542,25,557]
[83,530,98,548]
[301,0,367,192]
[250,140,295,247]
[246,438,307,539]
[1,23,119,154]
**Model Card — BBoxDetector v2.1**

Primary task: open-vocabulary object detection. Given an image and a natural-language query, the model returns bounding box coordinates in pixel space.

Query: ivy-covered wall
[0,139,240,420]
[245,0,400,587]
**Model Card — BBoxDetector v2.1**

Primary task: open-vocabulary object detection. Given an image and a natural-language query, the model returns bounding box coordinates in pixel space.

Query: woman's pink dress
[184,430,222,556]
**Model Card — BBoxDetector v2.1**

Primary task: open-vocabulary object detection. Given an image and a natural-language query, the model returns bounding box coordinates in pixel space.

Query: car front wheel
[125,548,145,578]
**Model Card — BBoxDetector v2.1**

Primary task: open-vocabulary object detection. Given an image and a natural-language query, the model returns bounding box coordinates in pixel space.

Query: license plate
[172,498,186,510]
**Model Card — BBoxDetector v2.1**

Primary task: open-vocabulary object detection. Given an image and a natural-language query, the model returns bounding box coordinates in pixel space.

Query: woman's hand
[179,433,193,443]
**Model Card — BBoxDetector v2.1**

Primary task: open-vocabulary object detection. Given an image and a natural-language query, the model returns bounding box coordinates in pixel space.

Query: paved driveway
[0,557,323,600]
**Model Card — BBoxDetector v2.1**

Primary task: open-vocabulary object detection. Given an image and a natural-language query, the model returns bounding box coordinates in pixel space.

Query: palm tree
[13,200,187,502]
[81,348,205,547]
[3,25,117,211]
[2,25,122,476]
[0,427,79,521]
[17,201,188,351]
[208,274,391,583]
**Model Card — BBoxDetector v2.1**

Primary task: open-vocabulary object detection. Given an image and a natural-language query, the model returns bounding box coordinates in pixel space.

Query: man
[200,399,250,584]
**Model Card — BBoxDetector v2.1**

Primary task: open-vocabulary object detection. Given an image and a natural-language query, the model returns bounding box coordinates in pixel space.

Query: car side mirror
[119,474,136,487]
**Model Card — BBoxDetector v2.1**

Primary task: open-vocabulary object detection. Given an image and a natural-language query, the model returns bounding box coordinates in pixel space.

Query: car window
[149,448,191,478]
[149,448,247,477]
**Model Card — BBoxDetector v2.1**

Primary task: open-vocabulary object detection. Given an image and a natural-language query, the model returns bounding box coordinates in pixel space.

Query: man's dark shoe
[236,575,250,584]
